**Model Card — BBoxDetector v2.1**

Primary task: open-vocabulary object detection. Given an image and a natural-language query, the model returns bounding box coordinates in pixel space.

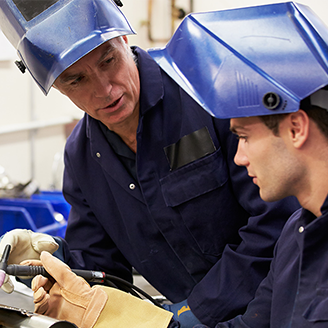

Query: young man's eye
[237,135,248,142]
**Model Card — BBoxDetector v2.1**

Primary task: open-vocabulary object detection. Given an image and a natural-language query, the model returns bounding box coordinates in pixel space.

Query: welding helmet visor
[0,0,135,94]
[148,2,328,119]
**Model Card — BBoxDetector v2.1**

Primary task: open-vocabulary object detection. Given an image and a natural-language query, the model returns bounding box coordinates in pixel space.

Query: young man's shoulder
[281,207,303,234]
[274,207,303,250]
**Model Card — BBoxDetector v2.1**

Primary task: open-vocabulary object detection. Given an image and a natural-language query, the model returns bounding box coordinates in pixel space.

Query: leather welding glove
[32,251,173,328]
[0,229,58,293]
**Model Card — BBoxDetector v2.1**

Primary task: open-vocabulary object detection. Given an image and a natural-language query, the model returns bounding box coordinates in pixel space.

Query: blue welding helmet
[148,2,328,118]
[0,0,135,95]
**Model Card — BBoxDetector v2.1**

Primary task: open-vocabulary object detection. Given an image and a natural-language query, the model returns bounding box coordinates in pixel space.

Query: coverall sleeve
[60,147,133,283]
[188,118,299,327]
[215,226,285,328]
[215,269,274,328]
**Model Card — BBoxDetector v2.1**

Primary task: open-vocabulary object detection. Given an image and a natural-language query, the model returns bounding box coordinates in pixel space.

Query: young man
[0,1,299,327]
[213,89,328,327]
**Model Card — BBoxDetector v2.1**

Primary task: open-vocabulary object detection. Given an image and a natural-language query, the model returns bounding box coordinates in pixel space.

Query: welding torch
[0,244,163,307]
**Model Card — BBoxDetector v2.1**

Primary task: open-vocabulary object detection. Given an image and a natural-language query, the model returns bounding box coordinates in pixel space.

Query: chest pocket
[164,126,217,171]
[303,288,328,323]
[160,147,228,207]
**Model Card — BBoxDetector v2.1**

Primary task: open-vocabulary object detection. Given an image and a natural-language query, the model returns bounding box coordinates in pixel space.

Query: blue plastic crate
[0,206,37,232]
[0,196,68,238]
[31,191,71,221]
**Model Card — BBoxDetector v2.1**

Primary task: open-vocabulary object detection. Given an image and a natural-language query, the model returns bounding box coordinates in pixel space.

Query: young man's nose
[234,142,249,167]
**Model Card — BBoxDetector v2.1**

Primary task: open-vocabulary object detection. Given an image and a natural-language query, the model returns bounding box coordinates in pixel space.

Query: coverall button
[298,226,304,233]
[96,152,101,158]
[129,183,136,190]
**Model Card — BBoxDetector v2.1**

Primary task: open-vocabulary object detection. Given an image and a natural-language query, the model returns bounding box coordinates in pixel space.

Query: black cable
[104,274,163,308]
[103,279,118,289]
[104,278,140,299]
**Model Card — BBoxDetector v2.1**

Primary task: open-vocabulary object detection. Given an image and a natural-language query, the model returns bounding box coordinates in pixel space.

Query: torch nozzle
[0,244,11,288]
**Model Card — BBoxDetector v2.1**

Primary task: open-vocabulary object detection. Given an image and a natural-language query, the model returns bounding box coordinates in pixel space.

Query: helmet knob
[262,92,281,110]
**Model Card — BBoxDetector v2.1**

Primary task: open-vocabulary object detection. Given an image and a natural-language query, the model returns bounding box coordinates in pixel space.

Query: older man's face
[54,36,140,131]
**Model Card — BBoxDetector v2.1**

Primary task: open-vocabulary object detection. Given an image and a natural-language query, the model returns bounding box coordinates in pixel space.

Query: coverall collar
[133,46,164,116]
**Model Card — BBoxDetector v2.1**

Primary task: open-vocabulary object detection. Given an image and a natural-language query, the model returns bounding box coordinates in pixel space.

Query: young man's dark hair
[260,86,328,138]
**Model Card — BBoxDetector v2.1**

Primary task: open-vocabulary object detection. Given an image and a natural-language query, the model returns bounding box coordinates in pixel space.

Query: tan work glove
[31,252,173,328]
[32,251,108,328]
[0,229,58,293]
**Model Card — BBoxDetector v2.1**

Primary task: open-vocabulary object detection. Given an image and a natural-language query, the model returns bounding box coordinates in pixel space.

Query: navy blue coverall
[214,196,328,327]
[59,47,300,327]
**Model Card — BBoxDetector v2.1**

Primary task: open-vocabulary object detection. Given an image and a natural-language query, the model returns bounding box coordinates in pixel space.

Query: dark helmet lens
[13,0,59,21]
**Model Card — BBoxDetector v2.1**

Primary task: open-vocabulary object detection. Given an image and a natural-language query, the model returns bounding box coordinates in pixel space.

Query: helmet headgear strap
[114,0,123,6]
[309,86,328,112]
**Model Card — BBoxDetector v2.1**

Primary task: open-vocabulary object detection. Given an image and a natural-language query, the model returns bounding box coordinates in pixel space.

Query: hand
[0,229,58,293]
[32,251,108,328]
[162,299,202,328]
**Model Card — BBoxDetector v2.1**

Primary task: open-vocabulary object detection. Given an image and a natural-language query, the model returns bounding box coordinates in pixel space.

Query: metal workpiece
[0,304,77,328]
[148,2,328,119]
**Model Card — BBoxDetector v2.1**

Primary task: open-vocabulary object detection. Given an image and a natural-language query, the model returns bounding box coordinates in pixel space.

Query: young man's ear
[288,110,309,148]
